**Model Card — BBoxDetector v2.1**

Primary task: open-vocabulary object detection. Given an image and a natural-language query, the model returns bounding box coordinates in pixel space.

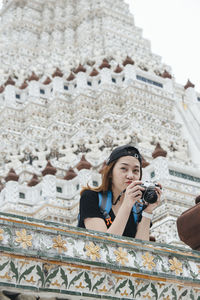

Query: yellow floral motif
[114,247,129,265]
[99,285,108,292]
[0,229,4,241]
[142,252,156,270]
[26,276,36,284]
[163,296,170,300]
[157,282,165,288]
[135,279,144,286]
[115,276,124,283]
[43,263,54,272]
[51,280,61,287]
[121,290,128,296]
[92,272,102,278]
[67,268,77,274]
[52,235,67,253]
[19,261,29,267]
[75,282,85,289]
[169,257,183,275]
[0,272,11,280]
[143,292,151,299]
[85,242,100,261]
[15,229,32,249]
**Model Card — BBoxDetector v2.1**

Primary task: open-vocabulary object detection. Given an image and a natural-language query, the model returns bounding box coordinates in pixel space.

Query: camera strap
[98,191,145,226]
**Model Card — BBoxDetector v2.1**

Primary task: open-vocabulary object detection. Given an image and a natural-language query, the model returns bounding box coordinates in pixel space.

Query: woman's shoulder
[80,189,99,208]
[81,189,99,198]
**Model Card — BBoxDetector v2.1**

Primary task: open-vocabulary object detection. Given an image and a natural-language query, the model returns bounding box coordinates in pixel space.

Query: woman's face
[111,156,141,195]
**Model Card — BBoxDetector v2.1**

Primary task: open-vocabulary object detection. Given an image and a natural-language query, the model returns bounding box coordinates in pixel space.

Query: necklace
[112,189,126,205]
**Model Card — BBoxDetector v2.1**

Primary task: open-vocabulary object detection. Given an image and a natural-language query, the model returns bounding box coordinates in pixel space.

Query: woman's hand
[144,183,162,213]
[123,180,145,209]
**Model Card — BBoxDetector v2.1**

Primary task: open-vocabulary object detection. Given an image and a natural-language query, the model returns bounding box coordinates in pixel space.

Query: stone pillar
[4,85,16,106]
[42,175,56,201]
[185,86,196,102]
[76,72,87,90]
[100,68,112,85]
[52,76,64,94]
[28,81,40,97]
[4,180,19,206]
[152,156,170,182]
[124,64,136,83]
[164,78,174,93]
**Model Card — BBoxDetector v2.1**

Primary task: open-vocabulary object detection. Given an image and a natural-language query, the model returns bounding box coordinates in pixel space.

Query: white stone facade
[0,0,200,247]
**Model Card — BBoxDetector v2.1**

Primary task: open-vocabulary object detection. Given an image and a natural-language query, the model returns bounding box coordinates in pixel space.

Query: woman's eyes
[121,167,127,171]
[120,168,139,173]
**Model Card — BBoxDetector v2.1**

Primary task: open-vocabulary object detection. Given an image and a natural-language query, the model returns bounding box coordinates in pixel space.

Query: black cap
[106,144,142,165]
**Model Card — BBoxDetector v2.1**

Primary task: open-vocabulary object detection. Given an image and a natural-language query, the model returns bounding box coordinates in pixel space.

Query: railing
[0,212,200,299]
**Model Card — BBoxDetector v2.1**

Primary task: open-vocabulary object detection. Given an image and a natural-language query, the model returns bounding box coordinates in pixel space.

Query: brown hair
[80,161,116,195]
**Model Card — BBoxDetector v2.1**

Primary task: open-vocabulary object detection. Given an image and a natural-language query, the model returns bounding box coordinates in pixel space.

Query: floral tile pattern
[0,212,200,299]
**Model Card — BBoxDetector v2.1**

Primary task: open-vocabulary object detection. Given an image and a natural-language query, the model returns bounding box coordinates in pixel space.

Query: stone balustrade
[0,212,199,299]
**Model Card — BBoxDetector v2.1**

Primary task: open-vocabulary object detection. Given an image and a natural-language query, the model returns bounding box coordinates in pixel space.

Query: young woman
[78,145,162,240]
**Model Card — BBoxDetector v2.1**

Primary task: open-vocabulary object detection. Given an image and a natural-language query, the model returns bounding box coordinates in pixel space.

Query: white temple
[0,0,200,248]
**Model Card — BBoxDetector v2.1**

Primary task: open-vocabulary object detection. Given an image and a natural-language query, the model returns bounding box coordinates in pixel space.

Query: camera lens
[143,187,158,204]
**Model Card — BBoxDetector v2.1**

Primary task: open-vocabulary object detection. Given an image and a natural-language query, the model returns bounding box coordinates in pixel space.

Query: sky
[124,0,200,92]
[0,0,199,92]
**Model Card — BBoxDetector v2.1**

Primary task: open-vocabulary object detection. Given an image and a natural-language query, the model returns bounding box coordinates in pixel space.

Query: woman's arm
[135,215,151,240]
[135,184,162,240]
[84,202,133,235]
[85,181,144,236]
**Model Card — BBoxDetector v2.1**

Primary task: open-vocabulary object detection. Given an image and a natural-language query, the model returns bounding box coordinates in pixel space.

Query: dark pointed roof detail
[90,68,99,77]
[28,72,39,82]
[114,65,123,73]
[0,86,5,93]
[74,64,86,74]
[43,77,52,85]
[5,168,19,182]
[5,76,15,86]
[184,79,195,90]
[152,143,167,159]
[42,161,57,176]
[64,167,77,180]
[19,81,28,89]
[67,72,75,81]
[0,181,4,192]
[76,155,92,171]
[99,58,111,69]
[27,174,40,186]
[123,56,134,66]
[141,156,150,168]
[52,68,63,78]
[162,70,172,79]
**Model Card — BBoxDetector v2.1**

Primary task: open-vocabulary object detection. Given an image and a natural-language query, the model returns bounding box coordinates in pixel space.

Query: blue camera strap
[132,201,144,223]
[98,191,144,225]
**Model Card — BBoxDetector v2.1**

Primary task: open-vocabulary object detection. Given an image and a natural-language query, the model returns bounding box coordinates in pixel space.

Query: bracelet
[142,211,153,220]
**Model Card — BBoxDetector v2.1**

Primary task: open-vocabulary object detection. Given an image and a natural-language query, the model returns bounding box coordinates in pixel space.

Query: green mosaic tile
[59,289,82,296]
[81,292,102,298]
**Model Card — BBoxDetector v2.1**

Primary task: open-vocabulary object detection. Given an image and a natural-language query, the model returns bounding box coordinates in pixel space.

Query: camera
[140,181,160,204]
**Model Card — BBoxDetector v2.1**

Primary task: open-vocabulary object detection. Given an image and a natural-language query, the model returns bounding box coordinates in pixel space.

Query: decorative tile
[0,213,199,299]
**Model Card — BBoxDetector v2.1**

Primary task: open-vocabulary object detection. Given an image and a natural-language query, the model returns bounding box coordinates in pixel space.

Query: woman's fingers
[125,184,143,204]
